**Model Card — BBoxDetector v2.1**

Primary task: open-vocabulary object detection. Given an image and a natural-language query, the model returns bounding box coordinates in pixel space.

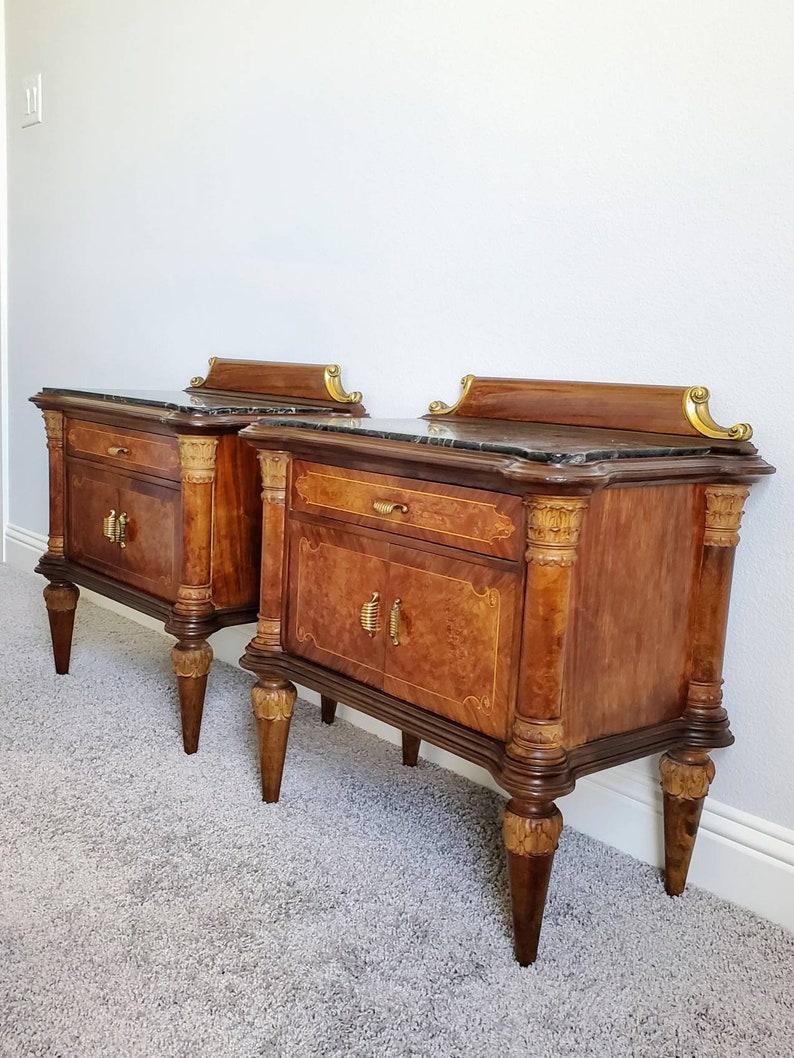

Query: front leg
[171,640,213,754]
[660,749,715,895]
[503,799,563,966]
[43,582,79,674]
[251,678,296,803]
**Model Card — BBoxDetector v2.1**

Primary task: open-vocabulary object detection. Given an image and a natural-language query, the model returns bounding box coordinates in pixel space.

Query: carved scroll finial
[525,496,588,566]
[683,387,752,442]
[177,436,218,484]
[703,485,750,548]
[188,356,218,389]
[324,364,362,405]
[428,374,475,415]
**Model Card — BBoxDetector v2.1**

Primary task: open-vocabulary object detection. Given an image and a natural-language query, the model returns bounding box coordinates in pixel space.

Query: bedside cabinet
[239,377,773,965]
[30,358,365,753]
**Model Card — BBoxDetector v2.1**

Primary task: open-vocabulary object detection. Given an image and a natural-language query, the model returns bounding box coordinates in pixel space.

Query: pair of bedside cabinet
[32,365,773,966]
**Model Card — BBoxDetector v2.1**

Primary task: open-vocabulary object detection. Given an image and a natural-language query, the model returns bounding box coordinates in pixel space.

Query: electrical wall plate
[22,73,43,128]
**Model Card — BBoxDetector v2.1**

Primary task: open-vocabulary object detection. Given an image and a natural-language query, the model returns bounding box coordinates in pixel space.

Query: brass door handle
[102,509,128,548]
[359,592,381,637]
[389,598,401,646]
[372,499,408,516]
[107,446,130,456]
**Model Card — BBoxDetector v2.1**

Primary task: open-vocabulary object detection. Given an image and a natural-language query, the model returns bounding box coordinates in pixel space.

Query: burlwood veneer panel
[291,461,523,560]
[66,418,180,480]
[67,462,181,600]
[382,544,520,740]
[210,436,262,609]
[286,522,390,688]
[563,485,703,746]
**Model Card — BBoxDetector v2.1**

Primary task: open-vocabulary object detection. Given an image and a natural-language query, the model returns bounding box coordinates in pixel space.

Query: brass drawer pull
[359,592,381,637]
[102,509,128,548]
[107,446,130,456]
[389,598,402,646]
[372,499,408,516]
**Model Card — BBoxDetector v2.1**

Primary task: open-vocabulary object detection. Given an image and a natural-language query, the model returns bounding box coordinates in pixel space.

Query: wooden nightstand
[30,358,365,753]
[239,377,773,965]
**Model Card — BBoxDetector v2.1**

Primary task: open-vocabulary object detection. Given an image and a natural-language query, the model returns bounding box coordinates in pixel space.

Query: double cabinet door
[285,521,520,739]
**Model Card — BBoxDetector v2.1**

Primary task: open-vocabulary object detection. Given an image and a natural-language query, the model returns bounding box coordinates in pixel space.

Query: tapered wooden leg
[320,696,337,725]
[251,679,296,803]
[171,640,213,754]
[43,583,79,675]
[401,732,421,767]
[503,800,562,966]
[660,749,715,896]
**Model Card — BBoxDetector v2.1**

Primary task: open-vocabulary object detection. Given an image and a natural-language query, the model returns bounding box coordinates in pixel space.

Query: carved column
[661,484,749,895]
[250,452,289,652]
[170,434,219,754]
[507,495,588,765]
[40,410,80,673]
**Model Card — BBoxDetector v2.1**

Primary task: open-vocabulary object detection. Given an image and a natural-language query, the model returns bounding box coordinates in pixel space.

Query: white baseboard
[6,521,793,933]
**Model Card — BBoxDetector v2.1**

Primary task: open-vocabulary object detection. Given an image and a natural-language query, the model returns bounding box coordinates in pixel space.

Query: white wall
[4,0,793,844]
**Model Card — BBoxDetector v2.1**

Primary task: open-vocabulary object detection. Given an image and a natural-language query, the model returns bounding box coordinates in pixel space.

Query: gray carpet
[1,565,792,1058]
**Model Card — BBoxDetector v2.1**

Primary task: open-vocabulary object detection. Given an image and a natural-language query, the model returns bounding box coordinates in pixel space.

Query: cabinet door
[286,522,390,688]
[382,545,520,739]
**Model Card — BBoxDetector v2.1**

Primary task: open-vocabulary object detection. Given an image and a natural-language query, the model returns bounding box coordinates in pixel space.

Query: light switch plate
[22,73,43,127]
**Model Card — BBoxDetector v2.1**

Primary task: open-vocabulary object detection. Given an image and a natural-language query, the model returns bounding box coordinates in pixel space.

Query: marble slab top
[40,387,333,417]
[249,414,724,465]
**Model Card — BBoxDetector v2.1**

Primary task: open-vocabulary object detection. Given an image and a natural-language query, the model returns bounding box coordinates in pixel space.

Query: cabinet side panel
[563,485,703,746]
[210,435,262,609]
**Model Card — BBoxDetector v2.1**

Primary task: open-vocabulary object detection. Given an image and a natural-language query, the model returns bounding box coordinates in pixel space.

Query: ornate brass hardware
[388,598,402,646]
[102,509,128,548]
[682,386,753,442]
[372,499,409,516]
[428,374,475,415]
[359,592,381,637]
[323,364,362,405]
[107,445,130,456]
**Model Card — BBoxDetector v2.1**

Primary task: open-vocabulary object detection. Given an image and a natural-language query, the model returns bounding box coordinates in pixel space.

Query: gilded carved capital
[703,485,749,548]
[503,806,563,857]
[177,436,219,484]
[259,452,289,505]
[251,682,296,722]
[171,641,213,678]
[42,410,64,450]
[660,753,715,801]
[525,496,588,566]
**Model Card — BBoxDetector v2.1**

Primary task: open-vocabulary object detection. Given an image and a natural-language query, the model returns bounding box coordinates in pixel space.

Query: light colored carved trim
[251,682,296,722]
[42,410,64,449]
[525,496,588,566]
[171,641,213,678]
[503,806,563,857]
[258,451,289,504]
[174,583,213,619]
[253,616,281,650]
[686,679,723,710]
[47,534,65,556]
[43,583,79,611]
[703,485,750,548]
[323,364,362,405]
[507,719,565,760]
[177,436,219,484]
[660,754,715,800]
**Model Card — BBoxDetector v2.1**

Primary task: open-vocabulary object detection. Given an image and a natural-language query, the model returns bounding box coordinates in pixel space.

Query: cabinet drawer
[286,522,519,738]
[66,419,180,480]
[66,462,181,600]
[291,461,523,560]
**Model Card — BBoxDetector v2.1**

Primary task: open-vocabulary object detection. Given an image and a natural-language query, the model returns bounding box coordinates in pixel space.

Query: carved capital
[259,452,289,505]
[47,534,65,556]
[43,583,79,612]
[703,485,749,548]
[42,410,64,450]
[174,583,213,618]
[177,436,219,484]
[252,615,282,650]
[660,753,715,801]
[503,805,563,857]
[171,641,213,678]
[507,718,565,761]
[525,496,588,566]
[251,681,296,722]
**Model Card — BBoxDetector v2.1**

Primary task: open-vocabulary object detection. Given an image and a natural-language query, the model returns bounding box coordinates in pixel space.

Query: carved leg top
[660,750,715,801]
[251,680,296,722]
[43,583,80,611]
[503,802,563,858]
[171,641,213,679]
